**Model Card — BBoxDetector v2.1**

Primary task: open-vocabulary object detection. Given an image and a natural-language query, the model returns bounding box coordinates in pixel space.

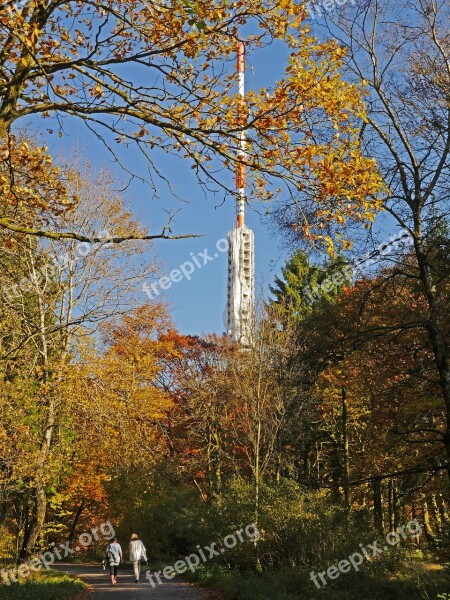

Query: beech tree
[0,0,385,246]
[0,158,159,558]
[319,0,450,471]
[274,0,450,470]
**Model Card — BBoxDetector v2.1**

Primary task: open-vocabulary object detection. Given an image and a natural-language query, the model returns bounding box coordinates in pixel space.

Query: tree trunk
[373,479,383,533]
[387,479,394,531]
[412,502,421,544]
[213,433,222,501]
[430,494,444,536]
[330,440,341,503]
[393,483,401,530]
[254,418,262,572]
[303,444,310,484]
[67,501,86,545]
[20,246,56,558]
[20,486,47,559]
[341,388,350,508]
[422,500,435,541]
[17,496,31,563]
[437,494,450,525]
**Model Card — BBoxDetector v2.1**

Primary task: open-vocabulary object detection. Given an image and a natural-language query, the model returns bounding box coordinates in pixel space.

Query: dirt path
[56,563,203,599]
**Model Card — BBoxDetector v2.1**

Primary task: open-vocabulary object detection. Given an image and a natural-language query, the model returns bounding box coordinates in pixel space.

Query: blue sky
[65,138,291,335]
[124,147,291,336]
[27,26,397,336]
[35,40,295,336]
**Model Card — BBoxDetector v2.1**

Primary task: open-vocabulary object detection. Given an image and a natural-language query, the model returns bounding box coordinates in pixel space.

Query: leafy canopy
[0,0,385,248]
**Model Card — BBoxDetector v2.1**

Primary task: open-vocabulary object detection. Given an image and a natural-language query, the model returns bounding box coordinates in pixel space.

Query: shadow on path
[55,563,203,599]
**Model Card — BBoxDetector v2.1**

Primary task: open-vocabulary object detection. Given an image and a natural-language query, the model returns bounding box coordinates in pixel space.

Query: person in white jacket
[129,533,147,583]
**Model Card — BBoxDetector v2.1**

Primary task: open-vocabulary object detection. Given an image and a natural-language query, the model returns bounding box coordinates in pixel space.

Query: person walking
[103,536,123,585]
[129,533,147,583]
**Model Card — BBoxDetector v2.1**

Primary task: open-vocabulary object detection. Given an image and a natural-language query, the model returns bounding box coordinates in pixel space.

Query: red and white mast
[224,38,255,345]
[236,39,246,228]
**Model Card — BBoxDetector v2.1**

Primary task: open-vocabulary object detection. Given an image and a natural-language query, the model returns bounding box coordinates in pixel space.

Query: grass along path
[0,570,87,600]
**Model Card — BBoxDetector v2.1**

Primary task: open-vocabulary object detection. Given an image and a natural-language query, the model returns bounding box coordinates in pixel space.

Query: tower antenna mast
[236,39,246,228]
[224,37,255,346]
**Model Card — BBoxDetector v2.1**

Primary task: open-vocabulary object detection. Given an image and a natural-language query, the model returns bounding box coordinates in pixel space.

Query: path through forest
[56,564,203,599]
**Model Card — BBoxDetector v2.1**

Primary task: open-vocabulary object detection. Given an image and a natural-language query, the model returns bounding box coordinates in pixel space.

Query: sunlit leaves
[0,0,385,247]
[0,137,77,216]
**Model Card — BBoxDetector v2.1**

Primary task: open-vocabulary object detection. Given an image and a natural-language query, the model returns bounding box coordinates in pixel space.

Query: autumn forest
[0,1,449,599]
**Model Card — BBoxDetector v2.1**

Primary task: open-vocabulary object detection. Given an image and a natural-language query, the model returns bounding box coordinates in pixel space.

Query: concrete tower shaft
[226,225,254,344]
